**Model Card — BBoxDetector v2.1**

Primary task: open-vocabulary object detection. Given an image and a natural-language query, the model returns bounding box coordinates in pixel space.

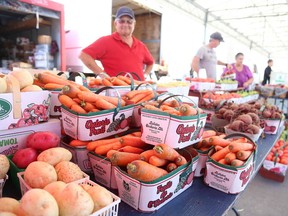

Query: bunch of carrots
[122,89,155,104]
[88,75,154,88]
[143,99,201,116]
[193,130,225,152]
[265,139,288,165]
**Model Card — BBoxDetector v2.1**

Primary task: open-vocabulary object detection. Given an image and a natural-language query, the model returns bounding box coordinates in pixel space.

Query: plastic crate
[0,175,8,198]
[17,171,90,196]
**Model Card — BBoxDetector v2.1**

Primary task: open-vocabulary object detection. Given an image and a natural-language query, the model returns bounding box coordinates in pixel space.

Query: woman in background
[223,53,254,89]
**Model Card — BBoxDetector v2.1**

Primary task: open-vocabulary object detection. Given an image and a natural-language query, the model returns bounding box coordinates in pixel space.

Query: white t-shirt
[196,45,217,80]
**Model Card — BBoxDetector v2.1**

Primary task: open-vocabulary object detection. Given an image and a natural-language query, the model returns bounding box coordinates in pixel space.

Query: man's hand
[227,64,233,70]
[243,82,249,88]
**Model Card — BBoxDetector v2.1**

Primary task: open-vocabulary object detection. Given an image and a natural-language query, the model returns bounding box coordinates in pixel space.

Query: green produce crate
[7,155,25,191]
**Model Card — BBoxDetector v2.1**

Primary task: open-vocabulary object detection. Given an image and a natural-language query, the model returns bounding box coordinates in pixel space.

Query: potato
[0,154,10,179]
[58,183,94,216]
[24,161,57,188]
[43,181,66,202]
[18,189,58,216]
[26,131,60,151]
[37,147,72,166]
[55,161,84,183]
[0,197,19,214]
[80,183,93,191]
[87,184,113,212]
[0,212,17,216]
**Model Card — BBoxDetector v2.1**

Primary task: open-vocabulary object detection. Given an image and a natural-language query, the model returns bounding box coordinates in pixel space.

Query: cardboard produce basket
[60,137,92,173]
[61,87,134,141]
[114,149,198,212]
[204,133,257,194]
[224,126,263,142]
[141,95,207,148]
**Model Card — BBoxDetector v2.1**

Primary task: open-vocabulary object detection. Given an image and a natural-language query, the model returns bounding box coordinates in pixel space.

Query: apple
[12,148,38,168]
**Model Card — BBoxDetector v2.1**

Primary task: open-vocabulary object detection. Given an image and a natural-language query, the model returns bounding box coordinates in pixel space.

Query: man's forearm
[144,64,153,75]
[79,52,103,75]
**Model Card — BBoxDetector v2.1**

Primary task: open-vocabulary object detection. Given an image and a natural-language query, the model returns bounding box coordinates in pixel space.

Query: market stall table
[117,129,283,216]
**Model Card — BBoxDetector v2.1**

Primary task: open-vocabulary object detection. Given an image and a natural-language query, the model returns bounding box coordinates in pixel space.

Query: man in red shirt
[79,6,154,81]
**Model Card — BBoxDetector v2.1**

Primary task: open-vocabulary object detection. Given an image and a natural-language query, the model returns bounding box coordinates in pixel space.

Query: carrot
[153,144,180,161]
[160,104,176,111]
[97,94,126,107]
[202,130,217,139]
[163,109,181,116]
[120,146,144,154]
[215,146,224,152]
[228,142,254,153]
[218,159,228,165]
[87,137,120,151]
[94,97,117,110]
[121,135,146,148]
[211,146,230,161]
[148,156,168,167]
[231,159,245,167]
[110,77,129,86]
[126,90,150,99]
[127,160,168,182]
[131,131,141,137]
[90,108,100,112]
[179,104,197,116]
[209,137,230,147]
[174,155,188,166]
[58,94,77,108]
[193,140,203,149]
[33,78,45,88]
[95,141,122,155]
[77,91,99,103]
[140,149,155,162]
[78,85,90,92]
[89,78,102,86]
[225,152,237,164]
[62,84,81,98]
[80,101,97,112]
[71,104,87,114]
[144,104,162,112]
[166,163,178,172]
[198,137,212,148]
[137,92,154,103]
[38,72,70,85]
[43,83,65,90]
[69,140,89,147]
[236,150,253,161]
[73,98,82,104]
[118,75,132,84]
[111,152,142,166]
[106,150,118,159]
[231,137,248,143]
[130,92,150,104]
[102,78,113,86]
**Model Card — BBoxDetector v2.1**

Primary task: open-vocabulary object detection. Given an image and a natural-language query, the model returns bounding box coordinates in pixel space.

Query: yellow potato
[37,147,72,166]
[55,161,84,183]
[44,181,66,202]
[0,197,19,214]
[87,184,113,212]
[0,154,10,179]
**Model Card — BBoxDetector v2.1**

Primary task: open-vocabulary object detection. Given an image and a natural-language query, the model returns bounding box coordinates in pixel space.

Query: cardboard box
[61,105,134,141]
[189,81,215,91]
[0,91,50,130]
[114,150,198,212]
[204,147,256,194]
[60,137,92,173]
[88,152,118,189]
[193,148,212,177]
[259,166,286,183]
[0,119,61,155]
[141,108,207,148]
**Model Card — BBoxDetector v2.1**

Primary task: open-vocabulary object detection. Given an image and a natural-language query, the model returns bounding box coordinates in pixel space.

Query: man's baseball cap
[116,6,135,19]
[210,32,224,42]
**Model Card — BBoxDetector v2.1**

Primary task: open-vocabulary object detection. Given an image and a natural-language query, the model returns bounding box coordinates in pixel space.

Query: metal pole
[204,10,208,44]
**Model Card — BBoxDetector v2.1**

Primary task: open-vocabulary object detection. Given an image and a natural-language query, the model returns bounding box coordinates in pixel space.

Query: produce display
[203,92,241,101]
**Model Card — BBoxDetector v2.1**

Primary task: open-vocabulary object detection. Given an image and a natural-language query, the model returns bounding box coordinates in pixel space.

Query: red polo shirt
[82,32,154,80]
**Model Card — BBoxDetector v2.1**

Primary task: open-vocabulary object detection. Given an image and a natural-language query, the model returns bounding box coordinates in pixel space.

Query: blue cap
[116,6,135,19]
[210,32,224,42]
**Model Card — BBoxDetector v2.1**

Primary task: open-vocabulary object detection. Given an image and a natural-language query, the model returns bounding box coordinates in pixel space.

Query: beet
[229,120,244,131]
[247,112,260,124]
[246,124,260,134]
[236,114,253,125]
[262,109,272,118]
[223,110,234,121]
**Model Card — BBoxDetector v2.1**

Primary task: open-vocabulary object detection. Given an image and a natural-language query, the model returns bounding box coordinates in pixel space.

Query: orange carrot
[121,135,146,148]
[231,159,245,167]
[77,91,99,103]
[127,160,168,182]
[71,104,87,114]
[236,150,253,161]
[228,142,254,153]
[73,98,82,104]
[166,163,178,172]
[80,101,97,112]
[225,152,236,164]
[153,144,180,161]
[209,137,230,147]
[95,141,122,155]
[126,90,150,99]
[78,85,90,92]
[62,84,81,98]
[94,97,117,110]
[90,108,100,112]
[89,78,102,86]
[211,146,230,161]
[87,137,120,151]
[117,75,131,84]
[179,104,197,116]
[218,158,228,165]
[144,104,162,112]
[120,146,144,154]
[102,78,113,86]
[215,146,224,152]
[202,130,217,139]
[131,131,141,137]
[43,83,65,90]
[160,104,176,111]
[111,152,142,166]
[137,92,154,103]
[58,94,77,108]
[69,140,89,147]
[140,149,155,162]
[38,72,70,85]
[110,77,129,86]
[130,92,150,104]
[149,156,168,167]
[174,155,188,166]
[106,150,118,159]
[97,94,126,107]
[231,137,248,143]
[33,78,45,88]
[163,109,181,116]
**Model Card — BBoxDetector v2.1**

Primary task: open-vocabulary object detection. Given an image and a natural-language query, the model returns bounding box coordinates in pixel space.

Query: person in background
[191,32,231,80]
[79,6,154,81]
[262,59,273,85]
[223,52,254,89]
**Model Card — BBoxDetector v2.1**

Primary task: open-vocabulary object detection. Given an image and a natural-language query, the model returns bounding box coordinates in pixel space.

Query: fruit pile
[203,92,241,101]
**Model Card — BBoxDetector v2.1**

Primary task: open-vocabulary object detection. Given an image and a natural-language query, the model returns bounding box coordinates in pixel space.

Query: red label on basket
[147,181,173,208]
[176,124,196,143]
[239,164,253,187]
[85,118,111,136]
